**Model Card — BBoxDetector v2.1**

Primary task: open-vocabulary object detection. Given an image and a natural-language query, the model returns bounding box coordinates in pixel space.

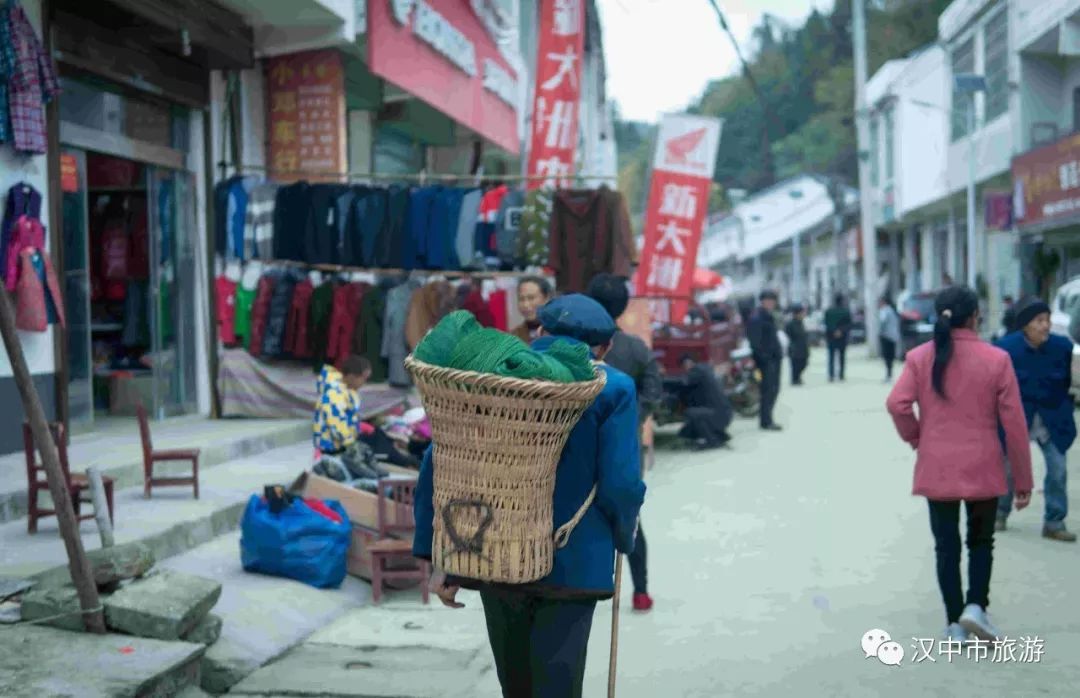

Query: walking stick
[608,554,623,698]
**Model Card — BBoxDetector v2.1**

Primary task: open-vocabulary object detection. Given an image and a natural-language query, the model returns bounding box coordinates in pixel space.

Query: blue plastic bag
[240,495,352,589]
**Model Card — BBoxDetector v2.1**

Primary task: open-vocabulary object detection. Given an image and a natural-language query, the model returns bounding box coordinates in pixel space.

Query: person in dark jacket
[748,289,783,430]
[1000,295,1016,337]
[587,273,662,613]
[677,353,733,449]
[415,294,646,698]
[785,303,810,386]
[996,296,1078,542]
[824,293,853,381]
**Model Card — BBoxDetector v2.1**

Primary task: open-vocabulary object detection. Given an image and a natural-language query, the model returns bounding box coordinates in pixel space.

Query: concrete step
[0,624,205,698]
[0,416,310,525]
[2,442,312,586]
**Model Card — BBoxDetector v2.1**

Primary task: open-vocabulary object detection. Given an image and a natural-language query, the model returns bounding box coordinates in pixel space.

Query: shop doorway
[61,150,198,426]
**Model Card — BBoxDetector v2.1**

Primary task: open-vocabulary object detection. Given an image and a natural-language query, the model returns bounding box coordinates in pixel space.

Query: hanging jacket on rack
[355,282,388,383]
[3,1,60,155]
[402,186,440,270]
[348,186,385,268]
[475,184,508,266]
[215,276,238,346]
[333,187,359,266]
[248,271,279,356]
[383,185,410,269]
[547,186,636,293]
[495,188,526,269]
[455,188,483,271]
[284,278,315,359]
[14,248,64,332]
[382,278,422,387]
[517,188,554,268]
[1,183,41,284]
[245,182,279,260]
[404,280,454,350]
[127,196,150,280]
[306,184,348,265]
[273,182,312,263]
[428,188,467,270]
[328,282,367,365]
[261,269,302,358]
[308,279,336,370]
[214,175,243,257]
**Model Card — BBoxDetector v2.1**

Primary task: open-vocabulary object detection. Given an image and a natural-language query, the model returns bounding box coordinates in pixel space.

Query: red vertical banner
[525,0,585,189]
[636,114,723,322]
[266,50,347,182]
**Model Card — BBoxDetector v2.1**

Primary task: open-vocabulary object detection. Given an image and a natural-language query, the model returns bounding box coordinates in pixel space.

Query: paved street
[566,350,1080,697]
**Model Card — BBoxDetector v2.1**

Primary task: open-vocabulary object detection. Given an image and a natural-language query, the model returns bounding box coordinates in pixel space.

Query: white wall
[946,114,1012,193]
[895,47,951,216]
[0,0,54,379]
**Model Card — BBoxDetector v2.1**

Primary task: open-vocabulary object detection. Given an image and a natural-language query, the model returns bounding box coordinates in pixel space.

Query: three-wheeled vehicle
[641,296,760,425]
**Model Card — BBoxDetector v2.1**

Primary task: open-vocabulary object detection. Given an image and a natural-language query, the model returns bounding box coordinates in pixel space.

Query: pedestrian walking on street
[417,294,646,698]
[824,293,852,382]
[886,286,1033,643]
[995,296,1078,542]
[587,273,662,612]
[878,295,902,382]
[510,275,553,344]
[748,289,783,431]
[785,304,810,386]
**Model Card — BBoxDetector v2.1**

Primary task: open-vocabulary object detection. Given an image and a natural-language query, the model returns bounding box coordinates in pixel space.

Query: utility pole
[0,289,104,633]
[853,0,879,357]
[830,177,849,297]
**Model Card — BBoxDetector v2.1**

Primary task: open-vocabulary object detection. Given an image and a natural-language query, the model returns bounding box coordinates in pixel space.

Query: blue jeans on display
[999,440,1069,531]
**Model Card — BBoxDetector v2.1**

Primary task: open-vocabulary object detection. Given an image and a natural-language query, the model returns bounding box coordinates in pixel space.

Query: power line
[705,0,779,182]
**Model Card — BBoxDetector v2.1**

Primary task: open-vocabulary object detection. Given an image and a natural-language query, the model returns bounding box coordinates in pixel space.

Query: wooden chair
[368,476,431,605]
[23,422,114,534]
[137,404,200,499]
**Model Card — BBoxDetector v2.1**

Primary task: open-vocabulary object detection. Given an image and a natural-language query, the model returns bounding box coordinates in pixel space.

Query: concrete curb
[30,501,247,589]
[0,422,309,525]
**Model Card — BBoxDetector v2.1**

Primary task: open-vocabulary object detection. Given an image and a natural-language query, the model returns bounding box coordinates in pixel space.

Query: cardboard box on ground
[290,467,421,589]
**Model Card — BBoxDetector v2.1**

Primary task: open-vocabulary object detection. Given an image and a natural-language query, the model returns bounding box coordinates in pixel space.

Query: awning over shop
[366,0,520,153]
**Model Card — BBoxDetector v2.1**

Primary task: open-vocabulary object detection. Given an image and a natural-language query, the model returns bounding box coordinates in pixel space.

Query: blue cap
[537,294,617,346]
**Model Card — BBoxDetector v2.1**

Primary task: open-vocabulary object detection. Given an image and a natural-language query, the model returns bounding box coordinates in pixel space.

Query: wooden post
[86,467,114,549]
[0,289,104,633]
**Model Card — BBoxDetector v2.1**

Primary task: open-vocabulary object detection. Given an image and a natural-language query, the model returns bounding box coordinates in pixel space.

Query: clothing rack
[261,258,546,280]
[216,162,618,185]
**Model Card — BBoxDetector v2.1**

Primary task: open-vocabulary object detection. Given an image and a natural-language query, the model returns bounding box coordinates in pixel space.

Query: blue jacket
[996,331,1076,453]
[413,340,646,598]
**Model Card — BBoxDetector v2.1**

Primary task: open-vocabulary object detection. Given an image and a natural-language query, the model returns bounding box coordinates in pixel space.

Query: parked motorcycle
[726,347,761,419]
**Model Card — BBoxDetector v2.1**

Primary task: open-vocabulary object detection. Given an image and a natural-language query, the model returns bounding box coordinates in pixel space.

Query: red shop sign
[1012,133,1080,228]
[525,0,585,189]
[367,0,519,154]
[636,114,723,323]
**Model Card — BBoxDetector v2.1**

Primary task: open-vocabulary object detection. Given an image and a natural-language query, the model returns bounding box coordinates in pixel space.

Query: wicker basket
[404,354,607,584]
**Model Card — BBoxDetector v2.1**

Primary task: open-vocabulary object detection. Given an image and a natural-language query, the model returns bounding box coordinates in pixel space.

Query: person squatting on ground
[414,294,646,698]
[878,295,902,383]
[785,304,810,386]
[586,273,662,613]
[677,353,733,450]
[995,296,1077,542]
[824,293,853,382]
[886,286,1033,643]
[747,289,783,431]
[511,275,553,344]
[313,355,371,456]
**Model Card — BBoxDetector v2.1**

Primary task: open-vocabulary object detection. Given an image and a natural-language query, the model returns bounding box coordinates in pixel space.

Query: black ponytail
[931,285,980,398]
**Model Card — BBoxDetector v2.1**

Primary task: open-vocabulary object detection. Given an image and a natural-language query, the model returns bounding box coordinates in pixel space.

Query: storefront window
[58,76,189,152]
[983,10,1008,122]
[950,37,975,141]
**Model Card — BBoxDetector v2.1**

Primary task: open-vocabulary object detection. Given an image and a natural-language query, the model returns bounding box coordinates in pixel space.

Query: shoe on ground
[944,622,970,643]
[958,603,1000,642]
[632,593,653,612]
[761,424,783,432]
[994,517,1007,532]
[1042,527,1077,542]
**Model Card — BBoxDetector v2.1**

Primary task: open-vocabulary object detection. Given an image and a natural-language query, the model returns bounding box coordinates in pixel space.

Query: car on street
[1053,279,1080,400]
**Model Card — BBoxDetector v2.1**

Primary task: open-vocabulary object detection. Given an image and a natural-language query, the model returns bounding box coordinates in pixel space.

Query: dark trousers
[759,359,781,427]
[680,407,731,446]
[479,588,597,698]
[927,498,997,625]
[827,340,847,380]
[880,337,897,378]
[790,355,808,385]
[628,524,647,594]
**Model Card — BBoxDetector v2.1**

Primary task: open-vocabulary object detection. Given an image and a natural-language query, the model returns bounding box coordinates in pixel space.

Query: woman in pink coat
[886,286,1034,643]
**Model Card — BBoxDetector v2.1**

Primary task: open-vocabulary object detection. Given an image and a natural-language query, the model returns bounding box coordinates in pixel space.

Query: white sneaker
[959,604,1000,641]
[944,622,969,643]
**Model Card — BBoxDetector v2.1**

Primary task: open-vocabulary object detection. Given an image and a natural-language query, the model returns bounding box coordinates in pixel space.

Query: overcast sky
[597,0,827,123]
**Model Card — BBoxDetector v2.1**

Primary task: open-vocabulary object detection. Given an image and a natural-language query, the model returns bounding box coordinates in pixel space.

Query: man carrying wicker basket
[412,294,647,698]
